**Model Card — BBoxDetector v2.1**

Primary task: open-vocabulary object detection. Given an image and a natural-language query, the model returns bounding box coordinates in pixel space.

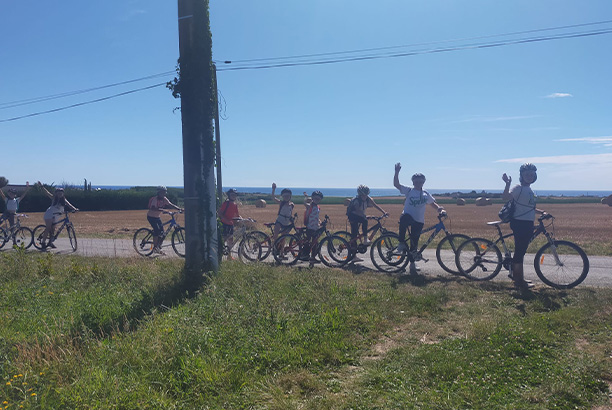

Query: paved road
[10,237,612,288]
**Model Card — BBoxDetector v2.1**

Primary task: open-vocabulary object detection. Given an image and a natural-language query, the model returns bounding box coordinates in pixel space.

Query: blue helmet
[519,163,537,183]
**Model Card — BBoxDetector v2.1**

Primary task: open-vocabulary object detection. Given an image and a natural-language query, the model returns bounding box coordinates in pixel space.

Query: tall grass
[0,253,610,408]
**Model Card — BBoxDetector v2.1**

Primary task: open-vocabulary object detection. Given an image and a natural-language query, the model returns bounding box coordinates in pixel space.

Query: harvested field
[19,203,612,255]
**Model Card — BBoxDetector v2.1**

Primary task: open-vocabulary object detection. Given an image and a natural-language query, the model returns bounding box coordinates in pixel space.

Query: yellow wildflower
[5,382,10,386]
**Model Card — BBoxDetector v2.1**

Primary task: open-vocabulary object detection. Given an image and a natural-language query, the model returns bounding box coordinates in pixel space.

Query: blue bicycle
[33,211,78,252]
[133,211,185,257]
[369,214,469,274]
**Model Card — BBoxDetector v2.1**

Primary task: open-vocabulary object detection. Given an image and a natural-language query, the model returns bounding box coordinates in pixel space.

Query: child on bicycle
[148,186,183,254]
[38,182,78,249]
[346,185,388,246]
[271,183,294,241]
[0,181,31,231]
[393,163,446,274]
[218,188,241,259]
[303,190,323,267]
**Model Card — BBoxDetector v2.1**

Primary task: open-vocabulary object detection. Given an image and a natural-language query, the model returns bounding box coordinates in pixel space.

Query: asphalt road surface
[11,237,612,288]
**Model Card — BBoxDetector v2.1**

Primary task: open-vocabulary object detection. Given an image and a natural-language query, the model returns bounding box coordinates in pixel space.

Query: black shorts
[147,216,164,236]
[222,223,234,237]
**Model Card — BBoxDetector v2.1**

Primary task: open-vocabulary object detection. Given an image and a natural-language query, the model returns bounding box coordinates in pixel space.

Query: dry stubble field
[19,202,612,254]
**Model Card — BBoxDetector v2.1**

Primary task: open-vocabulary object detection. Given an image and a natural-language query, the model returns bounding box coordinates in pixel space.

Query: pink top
[147,196,171,218]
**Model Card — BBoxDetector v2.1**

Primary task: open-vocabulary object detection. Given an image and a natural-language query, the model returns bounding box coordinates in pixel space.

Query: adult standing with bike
[502,163,545,290]
[37,182,78,249]
[393,163,446,274]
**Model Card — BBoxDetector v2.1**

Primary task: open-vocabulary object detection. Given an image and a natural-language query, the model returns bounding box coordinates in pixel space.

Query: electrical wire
[0,71,176,110]
[2,20,611,122]
[224,19,612,65]
[0,83,166,123]
[217,28,612,71]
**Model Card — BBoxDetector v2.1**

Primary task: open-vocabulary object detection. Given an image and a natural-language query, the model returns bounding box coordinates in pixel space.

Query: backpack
[498,200,515,223]
[346,197,358,216]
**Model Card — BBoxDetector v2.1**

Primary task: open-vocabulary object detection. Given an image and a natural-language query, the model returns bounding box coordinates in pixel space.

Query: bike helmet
[157,185,167,192]
[281,188,292,195]
[411,173,426,182]
[311,190,323,199]
[226,188,238,195]
[519,163,537,183]
[357,185,370,195]
[55,187,65,192]
[7,188,17,194]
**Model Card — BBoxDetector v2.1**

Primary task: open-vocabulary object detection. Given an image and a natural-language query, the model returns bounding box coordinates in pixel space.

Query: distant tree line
[0,183,182,213]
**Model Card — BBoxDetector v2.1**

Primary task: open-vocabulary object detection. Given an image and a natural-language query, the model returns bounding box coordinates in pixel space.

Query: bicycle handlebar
[538,213,554,222]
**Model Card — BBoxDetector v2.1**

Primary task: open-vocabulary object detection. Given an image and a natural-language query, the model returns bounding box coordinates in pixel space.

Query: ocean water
[94,186,610,198]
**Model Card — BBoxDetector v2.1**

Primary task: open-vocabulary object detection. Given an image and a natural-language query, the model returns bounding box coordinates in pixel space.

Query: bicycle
[272,215,350,268]
[369,213,469,274]
[237,213,299,263]
[333,214,394,262]
[33,211,78,252]
[454,213,589,289]
[221,217,258,261]
[0,213,34,249]
[133,211,185,257]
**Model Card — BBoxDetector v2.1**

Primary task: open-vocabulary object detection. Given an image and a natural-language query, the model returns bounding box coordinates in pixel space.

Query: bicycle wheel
[13,227,34,249]
[247,230,272,261]
[67,225,78,252]
[273,234,300,265]
[455,238,502,281]
[319,235,351,268]
[238,234,262,263]
[171,227,186,257]
[0,227,8,249]
[370,233,409,273]
[436,233,470,275]
[133,228,155,257]
[534,240,589,289]
[33,225,47,250]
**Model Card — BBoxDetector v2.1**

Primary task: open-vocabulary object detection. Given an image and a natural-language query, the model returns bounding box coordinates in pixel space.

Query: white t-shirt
[510,185,536,221]
[305,204,320,230]
[276,201,294,226]
[399,185,435,223]
[5,198,19,213]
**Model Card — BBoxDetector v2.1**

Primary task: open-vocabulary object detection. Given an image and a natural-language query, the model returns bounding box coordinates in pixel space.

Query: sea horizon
[92,185,611,198]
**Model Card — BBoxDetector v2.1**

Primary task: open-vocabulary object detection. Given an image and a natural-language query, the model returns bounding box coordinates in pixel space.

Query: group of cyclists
[0,181,78,249]
[2,161,543,289]
[216,162,543,289]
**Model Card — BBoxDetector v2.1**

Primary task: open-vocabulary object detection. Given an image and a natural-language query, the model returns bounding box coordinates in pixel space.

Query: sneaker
[48,242,57,249]
[363,239,372,246]
[409,262,421,273]
[396,242,408,253]
[351,256,364,262]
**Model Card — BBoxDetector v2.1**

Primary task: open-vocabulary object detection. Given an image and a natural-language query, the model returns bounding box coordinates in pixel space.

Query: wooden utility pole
[177,0,218,289]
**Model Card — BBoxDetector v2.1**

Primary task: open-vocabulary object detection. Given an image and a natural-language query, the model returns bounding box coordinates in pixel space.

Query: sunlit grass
[0,253,610,408]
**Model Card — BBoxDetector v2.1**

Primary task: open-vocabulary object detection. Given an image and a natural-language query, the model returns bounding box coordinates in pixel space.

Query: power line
[0,71,175,110]
[0,83,166,123]
[223,19,612,65]
[217,28,612,71]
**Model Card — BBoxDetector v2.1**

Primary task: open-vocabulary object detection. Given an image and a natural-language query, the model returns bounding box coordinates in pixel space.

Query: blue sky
[1,1,611,191]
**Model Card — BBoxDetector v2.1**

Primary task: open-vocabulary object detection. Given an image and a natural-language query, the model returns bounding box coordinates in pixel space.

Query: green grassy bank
[0,253,610,408]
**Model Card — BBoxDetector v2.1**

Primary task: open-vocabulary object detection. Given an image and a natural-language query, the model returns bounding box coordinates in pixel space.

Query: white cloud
[545,93,573,99]
[556,137,612,147]
[496,153,612,165]
[455,115,541,123]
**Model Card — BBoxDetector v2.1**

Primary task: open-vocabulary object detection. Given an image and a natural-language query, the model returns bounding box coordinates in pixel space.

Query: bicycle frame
[412,215,451,258]
[487,216,556,268]
[158,212,181,240]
